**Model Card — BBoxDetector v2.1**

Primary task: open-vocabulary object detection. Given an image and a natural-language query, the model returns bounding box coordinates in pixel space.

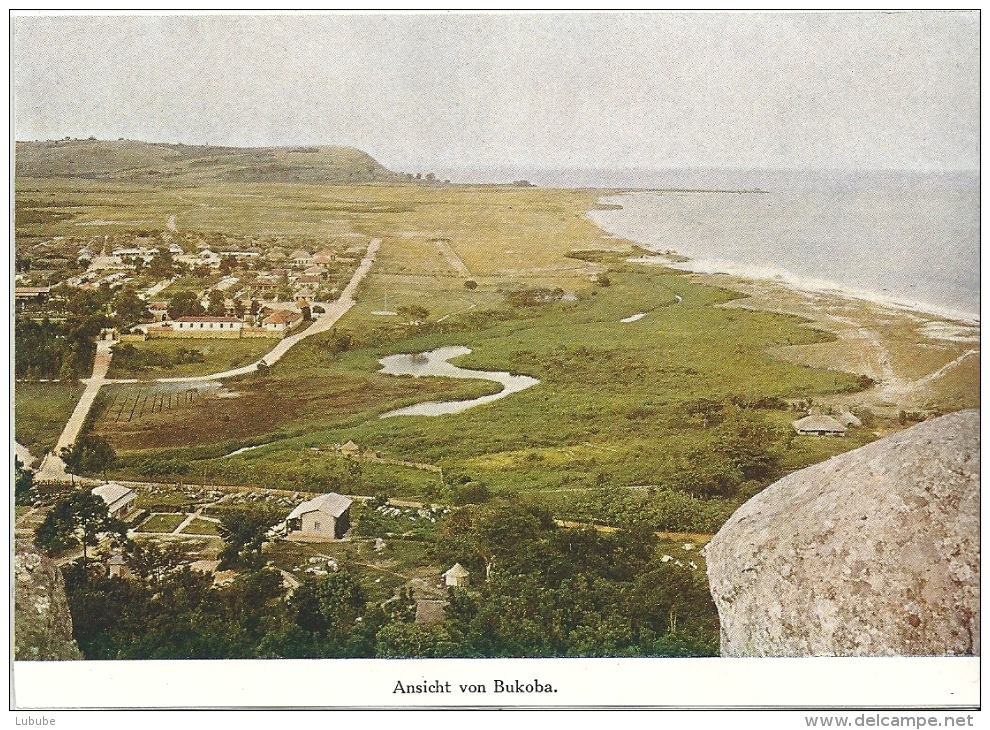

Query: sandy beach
[674,269,980,417]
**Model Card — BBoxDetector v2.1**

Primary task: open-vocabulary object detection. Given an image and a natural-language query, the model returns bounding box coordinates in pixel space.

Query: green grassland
[136,513,187,533]
[106,338,275,378]
[14,381,84,456]
[17,179,931,530]
[183,517,220,535]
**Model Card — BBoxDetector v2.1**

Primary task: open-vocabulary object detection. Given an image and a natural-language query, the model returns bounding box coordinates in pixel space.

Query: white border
[12,657,981,709]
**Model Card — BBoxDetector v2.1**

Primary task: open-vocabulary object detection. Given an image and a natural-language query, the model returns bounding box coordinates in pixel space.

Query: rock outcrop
[14,538,83,660]
[705,410,979,656]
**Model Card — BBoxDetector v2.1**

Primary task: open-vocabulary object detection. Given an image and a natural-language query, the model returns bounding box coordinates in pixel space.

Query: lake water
[378,346,539,417]
[587,170,980,322]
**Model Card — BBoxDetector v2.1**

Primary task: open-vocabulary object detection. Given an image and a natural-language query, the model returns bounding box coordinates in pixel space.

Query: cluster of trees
[167,290,207,319]
[64,560,407,660]
[168,290,263,320]
[15,318,100,379]
[409,499,720,657]
[15,285,153,379]
[34,491,128,571]
[53,495,717,660]
[565,487,737,535]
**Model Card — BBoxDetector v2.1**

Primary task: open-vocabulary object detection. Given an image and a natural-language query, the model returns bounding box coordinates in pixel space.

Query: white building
[92,483,137,519]
[285,493,352,540]
[172,316,243,332]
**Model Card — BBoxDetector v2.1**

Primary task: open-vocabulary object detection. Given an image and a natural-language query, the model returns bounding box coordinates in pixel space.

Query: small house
[837,411,863,428]
[92,482,137,518]
[312,249,337,266]
[148,302,170,322]
[792,415,847,437]
[291,249,313,266]
[286,493,352,540]
[261,309,303,332]
[443,563,470,587]
[293,274,323,287]
[107,553,132,579]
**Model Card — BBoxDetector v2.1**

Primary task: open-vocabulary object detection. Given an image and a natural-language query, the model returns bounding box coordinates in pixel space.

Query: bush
[506,287,564,307]
[450,481,489,506]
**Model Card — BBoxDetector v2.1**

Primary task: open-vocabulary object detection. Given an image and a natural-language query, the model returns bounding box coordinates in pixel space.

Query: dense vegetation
[60,498,717,659]
[15,284,148,379]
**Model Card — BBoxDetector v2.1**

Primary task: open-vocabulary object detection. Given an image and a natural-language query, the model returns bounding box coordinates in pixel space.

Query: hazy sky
[12,12,980,175]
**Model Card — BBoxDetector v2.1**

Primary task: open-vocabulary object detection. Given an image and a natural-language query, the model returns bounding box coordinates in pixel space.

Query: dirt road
[37,339,115,482]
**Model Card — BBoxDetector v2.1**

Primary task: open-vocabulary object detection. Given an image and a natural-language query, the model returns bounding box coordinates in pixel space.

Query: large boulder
[14,538,83,660]
[705,410,979,656]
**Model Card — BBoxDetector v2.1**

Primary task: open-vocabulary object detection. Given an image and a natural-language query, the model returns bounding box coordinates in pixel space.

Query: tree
[14,461,35,506]
[207,289,227,317]
[375,622,459,658]
[112,286,149,327]
[147,247,175,279]
[217,507,278,569]
[396,305,429,324]
[60,435,116,480]
[125,541,190,587]
[284,571,369,656]
[168,290,205,319]
[434,499,548,579]
[711,411,789,482]
[35,491,127,574]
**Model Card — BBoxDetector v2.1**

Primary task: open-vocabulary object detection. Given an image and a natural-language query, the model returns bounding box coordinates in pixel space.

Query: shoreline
[585,195,979,415]
[627,253,980,327]
[591,192,980,326]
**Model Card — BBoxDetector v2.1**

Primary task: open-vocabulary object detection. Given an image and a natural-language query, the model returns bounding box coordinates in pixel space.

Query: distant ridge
[15,139,405,184]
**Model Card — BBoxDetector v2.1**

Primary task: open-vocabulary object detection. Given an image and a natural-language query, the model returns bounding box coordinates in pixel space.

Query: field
[106,338,275,379]
[136,513,188,533]
[14,381,84,456]
[15,177,980,615]
[98,258,878,505]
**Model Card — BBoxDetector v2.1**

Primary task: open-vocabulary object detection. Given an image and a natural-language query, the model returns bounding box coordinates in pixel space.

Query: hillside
[15,139,406,184]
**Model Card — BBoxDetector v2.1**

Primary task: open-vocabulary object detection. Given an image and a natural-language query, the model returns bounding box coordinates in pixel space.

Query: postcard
[10,10,980,717]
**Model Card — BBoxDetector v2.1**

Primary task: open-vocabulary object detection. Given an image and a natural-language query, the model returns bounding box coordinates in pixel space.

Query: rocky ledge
[14,538,83,660]
[705,410,979,656]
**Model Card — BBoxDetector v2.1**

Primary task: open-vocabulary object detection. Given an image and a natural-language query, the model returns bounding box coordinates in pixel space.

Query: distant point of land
[15,139,407,185]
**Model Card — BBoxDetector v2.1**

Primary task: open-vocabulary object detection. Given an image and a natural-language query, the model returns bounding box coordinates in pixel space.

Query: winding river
[378,346,539,418]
